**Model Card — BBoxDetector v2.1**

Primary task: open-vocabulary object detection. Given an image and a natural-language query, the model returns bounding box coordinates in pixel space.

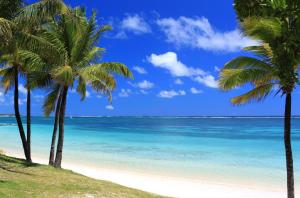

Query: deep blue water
[0,116,299,186]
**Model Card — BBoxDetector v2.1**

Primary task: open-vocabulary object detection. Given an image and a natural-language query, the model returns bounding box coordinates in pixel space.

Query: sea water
[0,116,299,188]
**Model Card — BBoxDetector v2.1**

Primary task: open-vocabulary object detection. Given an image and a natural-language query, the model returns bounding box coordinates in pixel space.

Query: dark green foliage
[0,0,23,19]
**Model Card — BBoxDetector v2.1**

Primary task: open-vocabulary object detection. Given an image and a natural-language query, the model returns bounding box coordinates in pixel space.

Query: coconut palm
[32,7,133,167]
[219,17,299,198]
[0,0,67,163]
[0,0,23,19]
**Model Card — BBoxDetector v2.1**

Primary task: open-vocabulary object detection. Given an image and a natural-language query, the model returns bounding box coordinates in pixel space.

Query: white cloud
[130,80,154,89]
[86,91,91,98]
[214,66,221,72]
[105,105,114,110]
[148,52,218,89]
[157,90,186,98]
[137,80,154,89]
[18,98,27,105]
[174,79,184,85]
[157,16,256,52]
[96,95,102,98]
[18,84,27,95]
[190,87,203,94]
[133,66,147,74]
[193,75,218,88]
[148,52,205,77]
[119,89,132,97]
[140,90,148,94]
[0,92,5,103]
[33,94,44,102]
[121,14,151,35]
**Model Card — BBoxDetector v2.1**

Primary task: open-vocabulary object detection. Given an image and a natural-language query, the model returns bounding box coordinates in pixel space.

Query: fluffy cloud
[140,90,148,95]
[157,90,186,98]
[119,89,132,97]
[148,52,218,88]
[33,95,44,102]
[174,79,184,85]
[157,16,256,52]
[18,98,27,105]
[190,87,202,94]
[148,52,205,77]
[18,84,27,95]
[133,66,147,74]
[0,92,5,103]
[105,105,114,110]
[129,80,154,89]
[193,75,218,88]
[86,90,91,98]
[121,14,151,35]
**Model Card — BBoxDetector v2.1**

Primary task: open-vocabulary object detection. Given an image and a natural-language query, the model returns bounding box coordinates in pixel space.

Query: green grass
[0,154,166,198]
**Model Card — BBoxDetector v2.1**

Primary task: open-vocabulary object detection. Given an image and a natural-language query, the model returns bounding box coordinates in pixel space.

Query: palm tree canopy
[0,0,23,20]
[219,43,281,105]
[29,7,133,116]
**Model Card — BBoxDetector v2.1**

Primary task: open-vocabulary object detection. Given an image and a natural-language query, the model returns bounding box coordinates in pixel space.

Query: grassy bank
[0,154,165,198]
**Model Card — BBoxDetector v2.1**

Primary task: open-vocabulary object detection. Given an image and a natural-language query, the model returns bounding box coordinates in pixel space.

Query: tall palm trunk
[284,93,294,198]
[26,81,31,162]
[49,93,62,166]
[14,68,31,162]
[54,86,68,168]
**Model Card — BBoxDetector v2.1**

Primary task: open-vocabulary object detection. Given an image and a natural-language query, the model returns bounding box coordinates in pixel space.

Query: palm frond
[231,83,275,104]
[76,47,104,68]
[43,85,61,116]
[242,17,282,43]
[51,65,74,86]
[89,63,133,78]
[0,17,14,45]
[224,56,274,71]
[14,0,69,28]
[219,68,274,90]
[243,44,273,61]
[0,67,15,92]
[76,75,86,101]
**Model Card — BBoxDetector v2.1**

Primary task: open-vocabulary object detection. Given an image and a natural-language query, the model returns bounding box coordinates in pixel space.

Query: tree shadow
[0,155,40,175]
[0,155,40,168]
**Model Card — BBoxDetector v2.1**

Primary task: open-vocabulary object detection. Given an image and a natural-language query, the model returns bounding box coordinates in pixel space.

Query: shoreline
[2,149,293,198]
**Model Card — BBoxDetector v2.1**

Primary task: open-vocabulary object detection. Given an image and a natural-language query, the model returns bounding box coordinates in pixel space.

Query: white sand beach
[3,149,294,198]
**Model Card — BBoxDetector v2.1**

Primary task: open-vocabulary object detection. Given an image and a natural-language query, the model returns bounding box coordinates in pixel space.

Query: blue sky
[2,0,300,116]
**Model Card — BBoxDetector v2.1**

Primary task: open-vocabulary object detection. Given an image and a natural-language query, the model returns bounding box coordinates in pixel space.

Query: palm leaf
[219,68,274,90]
[231,83,275,104]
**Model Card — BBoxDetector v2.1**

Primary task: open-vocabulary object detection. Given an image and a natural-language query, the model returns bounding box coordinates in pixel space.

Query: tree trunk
[14,69,31,162]
[54,86,68,168]
[284,93,294,198]
[49,92,62,166]
[26,80,31,162]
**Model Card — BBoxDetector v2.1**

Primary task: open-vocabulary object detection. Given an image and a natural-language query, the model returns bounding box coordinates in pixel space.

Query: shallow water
[0,116,299,187]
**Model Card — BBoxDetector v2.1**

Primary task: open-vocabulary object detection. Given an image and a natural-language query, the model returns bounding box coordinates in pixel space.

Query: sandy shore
[3,150,294,198]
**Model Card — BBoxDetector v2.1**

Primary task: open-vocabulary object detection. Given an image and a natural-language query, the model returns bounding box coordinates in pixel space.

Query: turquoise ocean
[0,116,299,187]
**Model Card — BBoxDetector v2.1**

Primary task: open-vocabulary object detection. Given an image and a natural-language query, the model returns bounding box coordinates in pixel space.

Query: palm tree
[219,18,299,198]
[0,0,23,19]
[33,7,133,167]
[0,0,67,163]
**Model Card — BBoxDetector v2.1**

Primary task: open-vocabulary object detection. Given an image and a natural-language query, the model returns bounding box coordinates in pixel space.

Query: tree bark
[49,92,62,166]
[26,79,31,162]
[14,69,31,162]
[284,93,294,198]
[54,86,68,168]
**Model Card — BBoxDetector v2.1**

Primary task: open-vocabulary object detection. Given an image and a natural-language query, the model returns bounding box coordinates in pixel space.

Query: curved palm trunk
[284,93,294,198]
[49,93,62,166]
[14,69,31,162]
[26,83,31,162]
[54,86,68,168]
